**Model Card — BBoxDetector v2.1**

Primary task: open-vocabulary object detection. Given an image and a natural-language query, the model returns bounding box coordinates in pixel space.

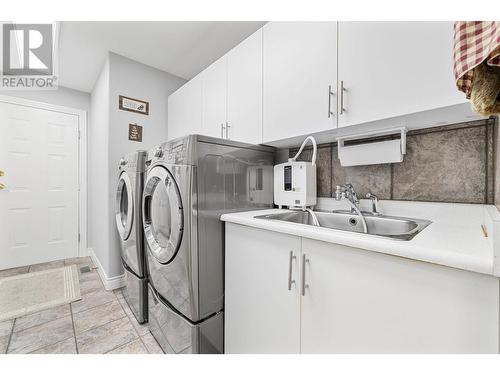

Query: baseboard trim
[88,248,125,291]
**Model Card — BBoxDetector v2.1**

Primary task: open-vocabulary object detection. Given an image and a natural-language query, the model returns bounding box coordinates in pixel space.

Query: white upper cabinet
[263,22,337,143]
[167,74,202,141]
[337,22,466,128]
[227,29,263,144]
[201,56,228,139]
[168,22,471,144]
[169,29,263,144]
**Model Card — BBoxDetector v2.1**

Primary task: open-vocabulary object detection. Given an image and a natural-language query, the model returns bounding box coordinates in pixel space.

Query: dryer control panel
[148,136,193,166]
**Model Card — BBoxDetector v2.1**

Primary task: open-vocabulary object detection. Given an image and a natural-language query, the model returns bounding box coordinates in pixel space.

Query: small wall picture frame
[119,95,149,115]
[128,123,143,142]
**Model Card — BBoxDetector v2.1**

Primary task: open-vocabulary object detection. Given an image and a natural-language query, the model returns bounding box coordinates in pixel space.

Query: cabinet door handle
[225,122,231,139]
[301,254,309,296]
[288,251,296,291]
[328,85,335,118]
[339,80,346,115]
[220,123,226,138]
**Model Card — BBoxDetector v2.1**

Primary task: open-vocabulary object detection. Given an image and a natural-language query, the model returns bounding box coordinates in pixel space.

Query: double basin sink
[255,210,431,241]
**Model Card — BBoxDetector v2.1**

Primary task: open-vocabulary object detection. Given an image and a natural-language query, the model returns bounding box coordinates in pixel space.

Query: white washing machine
[115,150,148,323]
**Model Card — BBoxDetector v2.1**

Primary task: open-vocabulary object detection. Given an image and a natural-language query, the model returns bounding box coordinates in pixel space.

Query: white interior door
[0,101,79,270]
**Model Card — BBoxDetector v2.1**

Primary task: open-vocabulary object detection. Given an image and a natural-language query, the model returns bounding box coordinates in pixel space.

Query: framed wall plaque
[119,95,149,115]
[128,123,143,142]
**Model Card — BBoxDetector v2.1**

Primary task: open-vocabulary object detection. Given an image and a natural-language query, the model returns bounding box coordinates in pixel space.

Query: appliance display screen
[284,165,292,191]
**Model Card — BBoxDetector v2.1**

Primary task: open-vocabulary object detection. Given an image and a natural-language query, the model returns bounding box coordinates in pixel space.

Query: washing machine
[142,135,275,353]
[115,150,148,323]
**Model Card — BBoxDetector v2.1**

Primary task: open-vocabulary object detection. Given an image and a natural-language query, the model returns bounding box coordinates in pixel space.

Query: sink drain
[348,217,358,226]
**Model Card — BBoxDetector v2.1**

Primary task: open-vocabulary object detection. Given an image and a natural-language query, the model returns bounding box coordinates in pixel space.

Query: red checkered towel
[454,21,500,98]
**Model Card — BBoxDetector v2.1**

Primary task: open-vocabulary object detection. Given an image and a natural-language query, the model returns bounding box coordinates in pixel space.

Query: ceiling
[58,21,266,92]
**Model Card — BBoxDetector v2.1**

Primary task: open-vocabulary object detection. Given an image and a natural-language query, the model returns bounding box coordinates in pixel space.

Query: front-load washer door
[115,171,134,241]
[143,165,184,265]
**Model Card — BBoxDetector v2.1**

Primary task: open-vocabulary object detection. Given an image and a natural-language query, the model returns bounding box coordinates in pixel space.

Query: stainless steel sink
[254,210,431,241]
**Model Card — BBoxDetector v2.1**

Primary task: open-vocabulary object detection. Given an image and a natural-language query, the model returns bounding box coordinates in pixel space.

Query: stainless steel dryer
[142,135,274,354]
[115,150,148,323]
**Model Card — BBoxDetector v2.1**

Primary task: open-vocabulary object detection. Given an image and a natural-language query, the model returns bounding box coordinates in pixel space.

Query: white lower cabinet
[225,224,500,354]
[224,223,301,353]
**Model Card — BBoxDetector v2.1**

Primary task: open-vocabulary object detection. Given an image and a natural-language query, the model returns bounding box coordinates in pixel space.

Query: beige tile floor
[0,257,163,354]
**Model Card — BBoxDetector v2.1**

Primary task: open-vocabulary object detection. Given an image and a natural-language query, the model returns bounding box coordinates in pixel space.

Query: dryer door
[115,171,134,240]
[143,165,184,264]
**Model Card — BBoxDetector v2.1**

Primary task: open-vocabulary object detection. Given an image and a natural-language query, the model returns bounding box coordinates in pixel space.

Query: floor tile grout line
[116,296,153,353]
[118,294,160,354]
[138,334,151,354]
[6,314,74,354]
[26,335,75,354]
[5,319,15,354]
[73,310,128,337]
[11,310,72,336]
[71,292,118,315]
[117,298,151,339]
[77,315,138,354]
[69,303,79,354]
[102,338,139,354]
[118,297,143,338]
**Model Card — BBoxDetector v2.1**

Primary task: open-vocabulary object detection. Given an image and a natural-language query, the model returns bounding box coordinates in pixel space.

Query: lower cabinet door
[224,223,301,353]
[300,238,499,354]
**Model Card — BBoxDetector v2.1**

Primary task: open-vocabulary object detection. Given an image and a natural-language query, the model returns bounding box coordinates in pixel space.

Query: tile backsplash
[289,117,498,204]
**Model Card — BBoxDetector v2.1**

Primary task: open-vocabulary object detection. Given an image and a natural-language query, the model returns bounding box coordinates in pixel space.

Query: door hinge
[78,233,80,242]
[78,130,81,140]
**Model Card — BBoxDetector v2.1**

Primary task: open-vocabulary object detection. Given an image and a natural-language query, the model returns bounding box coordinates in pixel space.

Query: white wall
[106,52,186,277]
[0,86,90,112]
[88,57,111,276]
[88,52,186,280]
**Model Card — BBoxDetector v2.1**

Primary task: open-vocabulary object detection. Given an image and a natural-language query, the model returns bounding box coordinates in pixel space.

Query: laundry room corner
[87,52,186,289]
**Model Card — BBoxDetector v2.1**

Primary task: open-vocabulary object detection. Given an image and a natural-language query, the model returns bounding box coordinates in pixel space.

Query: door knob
[0,183,5,190]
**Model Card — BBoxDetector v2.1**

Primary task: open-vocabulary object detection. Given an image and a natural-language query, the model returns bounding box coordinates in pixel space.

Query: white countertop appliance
[274,136,317,209]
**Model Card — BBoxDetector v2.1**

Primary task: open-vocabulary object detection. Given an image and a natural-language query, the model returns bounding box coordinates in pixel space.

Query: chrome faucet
[335,184,360,212]
[334,184,367,233]
[365,193,381,216]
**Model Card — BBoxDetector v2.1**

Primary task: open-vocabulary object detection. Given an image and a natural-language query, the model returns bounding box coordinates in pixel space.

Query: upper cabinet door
[227,29,263,144]
[167,75,202,141]
[337,22,466,128]
[263,22,337,143]
[202,56,227,138]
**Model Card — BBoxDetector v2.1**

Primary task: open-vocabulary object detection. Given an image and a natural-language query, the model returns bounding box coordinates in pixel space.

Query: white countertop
[221,199,496,276]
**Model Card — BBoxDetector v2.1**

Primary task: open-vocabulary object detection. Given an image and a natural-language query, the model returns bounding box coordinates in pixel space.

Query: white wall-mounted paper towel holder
[336,127,407,167]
